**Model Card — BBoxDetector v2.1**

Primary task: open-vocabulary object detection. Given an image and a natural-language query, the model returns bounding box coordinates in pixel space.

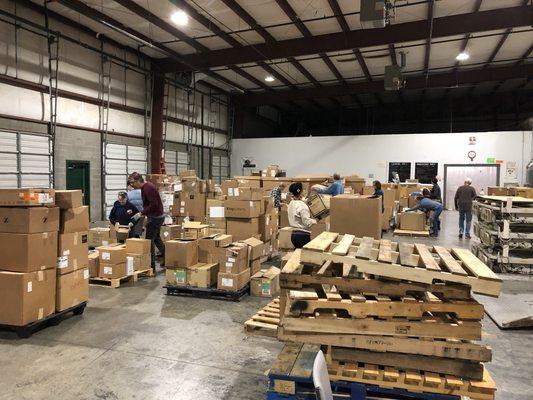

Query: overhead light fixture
[456,52,470,61]
[171,10,189,26]
[264,76,275,82]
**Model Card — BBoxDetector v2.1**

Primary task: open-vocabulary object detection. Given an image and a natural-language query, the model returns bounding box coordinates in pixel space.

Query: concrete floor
[1,211,532,400]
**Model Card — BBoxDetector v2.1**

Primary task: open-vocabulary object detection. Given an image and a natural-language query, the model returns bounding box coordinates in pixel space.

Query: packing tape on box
[27,281,32,293]
[73,259,78,269]
[38,271,44,281]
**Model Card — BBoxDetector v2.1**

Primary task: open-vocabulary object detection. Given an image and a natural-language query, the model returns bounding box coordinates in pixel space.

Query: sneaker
[458,233,463,239]
[465,234,471,239]
[430,232,438,237]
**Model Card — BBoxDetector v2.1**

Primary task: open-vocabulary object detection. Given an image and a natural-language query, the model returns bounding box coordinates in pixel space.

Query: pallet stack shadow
[277,232,501,400]
[0,189,89,332]
[473,193,533,274]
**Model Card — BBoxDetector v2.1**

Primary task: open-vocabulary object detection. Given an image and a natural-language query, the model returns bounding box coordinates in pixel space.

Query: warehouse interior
[0,0,532,399]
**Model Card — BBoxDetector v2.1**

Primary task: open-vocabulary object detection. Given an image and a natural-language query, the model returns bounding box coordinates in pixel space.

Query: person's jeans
[459,209,473,235]
[291,230,311,249]
[145,216,165,269]
[432,208,443,235]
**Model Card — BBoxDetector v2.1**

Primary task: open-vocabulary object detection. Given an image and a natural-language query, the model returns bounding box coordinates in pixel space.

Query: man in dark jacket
[128,172,165,272]
[455,178,477,239]
[108,192,139,239]
[430,177,442,203]
[405,189,443,237]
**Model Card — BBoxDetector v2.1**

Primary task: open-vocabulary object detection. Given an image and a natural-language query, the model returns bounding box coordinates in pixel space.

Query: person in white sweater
[288,182,317,248]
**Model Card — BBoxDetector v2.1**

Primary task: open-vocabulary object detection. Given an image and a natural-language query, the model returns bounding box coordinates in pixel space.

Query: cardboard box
[96,244,127,265]
[99,262,132,279]
[125,238,151,255]
[307,194,330,219]
[217,268,251,291]
[226,218,261,241]
[182,179,206,193]
[261,177,288,191]
[0,206,59,234]
[126,253,151,271]
[57,231,89,275]
[224,199,262,218]
[408,195,419,209]
[165,240,199,268]
[166,268,189,286]
[311,219,329,239]
[172,192,206,219]
[382,207,393,231]
[0,232,58,272]
[487,187,510,196]
[399,197,408,208]
[206,199,225,218]
[280,203,290,228]
[260,210,278,242]
[160,224,181,242]
[181,221,210,240]
[0,269,56,326]
[179,169,196,179]
[345,176,366,195]
[189,263,219,288]
[227,187,263,201]
[198,234,232,263]
[60,206,89,233]
[221,179,239,195]
[88,250,99,278]
[0,188,55,207]
[250,258,262,275]
[400,212,426,231]
[511,187,533,199]
[330,195,382,239]
[56,268,89,312]
[55,190,84,210]
[240,237,266,260]
[278,227,295,250]
[251,267,280,298]
[218,243,249,274]
[234,176,262,189]
[88,227,115,247]
[110,224,130,242]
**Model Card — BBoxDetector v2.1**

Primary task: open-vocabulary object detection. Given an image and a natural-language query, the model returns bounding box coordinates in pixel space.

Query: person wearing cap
[288,182,317,248]
[108,192,140,240]
[454,178,477,239]
[313,173,344,197]
[404,188,443,237]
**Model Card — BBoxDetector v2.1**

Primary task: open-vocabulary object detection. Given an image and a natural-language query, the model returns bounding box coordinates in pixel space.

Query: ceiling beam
[160,5,530,72]
[237,63,533,106]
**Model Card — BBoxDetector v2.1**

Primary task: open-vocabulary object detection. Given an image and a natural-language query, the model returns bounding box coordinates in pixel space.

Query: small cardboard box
[56,268,89,312]
[166,268,189,286]
[57,231,89,275]
[160,224,181,242]
[181,221,210,240]
[217,268,251,291]
[88,227,115,247]
[60,206,89,233]
[0,268,56,326]
[240,237,266,260]
[172,192,206,219]
[218,243,249,274]
[0,232,58,272]
[88,250,99,278]
[126,253,151,271]
[307,193,331,219]
[224,199,262,218]
[165,240,199,268]
[198,234,232,262]
[99,262,133,279]
[54,190,84,210]
[226,218,261,241]
[0,206,59,233]
[278,227,295,250]
[251,267,280,298]
[97,244,127,265]
[227,187,263,201]
[182,179,206,193]
[0,188,55,207]
[189,263,219,288]
[125,238,151,255]
[330,195,382,240]
[400,212,426,231]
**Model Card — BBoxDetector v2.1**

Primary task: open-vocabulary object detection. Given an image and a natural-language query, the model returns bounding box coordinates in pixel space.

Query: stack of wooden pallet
[278,232,501,400]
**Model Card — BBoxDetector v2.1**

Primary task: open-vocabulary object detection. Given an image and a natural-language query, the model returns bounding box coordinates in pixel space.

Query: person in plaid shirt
[270,183,286,209]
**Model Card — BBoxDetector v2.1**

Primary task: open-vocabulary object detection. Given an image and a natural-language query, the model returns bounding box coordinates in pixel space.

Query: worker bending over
[108,192,140,240]
[288,182,317,248]
[313,173,344,196]
[405,188,443,237]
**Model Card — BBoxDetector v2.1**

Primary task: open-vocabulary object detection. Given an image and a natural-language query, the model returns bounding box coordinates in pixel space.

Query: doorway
[66,160,90,208]
[443,164,500,210]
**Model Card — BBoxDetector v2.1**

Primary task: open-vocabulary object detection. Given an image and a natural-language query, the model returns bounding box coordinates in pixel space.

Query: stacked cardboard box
[250,266,280,298]
[96,244,131,279]
[239,237,267,275]
[165,239,218,288]
[206,198,226,234]
[0,188,58,326]
[125,238,151,272]
[216,242,251,291]
[88,250,99,278]
[345,175,366,195]
[88,227,116,247]
[181,221,210,240]
[172,175,206,223]
[160,224,181,242]
[225,187,263,241]
[330,195,382,239]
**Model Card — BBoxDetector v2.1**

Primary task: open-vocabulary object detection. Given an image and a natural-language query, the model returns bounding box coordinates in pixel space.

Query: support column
[150,73,164,174]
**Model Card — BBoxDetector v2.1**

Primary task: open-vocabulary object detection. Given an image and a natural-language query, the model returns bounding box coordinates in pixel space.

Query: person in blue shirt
[372,180,384,213]
[405,189,443,237]
[109,192,140,239]
[127,183,145,238]
[313,173,344,196]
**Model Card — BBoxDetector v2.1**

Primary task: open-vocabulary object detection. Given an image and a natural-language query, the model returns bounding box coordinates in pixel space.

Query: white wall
[231,131,532,185]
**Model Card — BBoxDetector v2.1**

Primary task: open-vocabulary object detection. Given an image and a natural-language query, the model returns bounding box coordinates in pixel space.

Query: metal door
[444,164,500,210]
[67,160,90,207]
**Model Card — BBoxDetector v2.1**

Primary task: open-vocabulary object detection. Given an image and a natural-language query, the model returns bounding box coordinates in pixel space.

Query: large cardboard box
[383,189,397,209]
[307,194,330,219]
[125,238,151,255]
[250,267,280,298]
[97,244,127,265]
[166,267,189,286]
[0,207,59,233]
[88,227,115,247]
[278,227,295,250]
[55,190,84,210]
[88,250,99,278]
[218,243,249,274]
[226,218,261,241]
[227,187,263,201]
[382,207,393,231]
[240,237,266,260]
[198,234,232,263]
[224,199,262,218]
[60,206,89,233]
[400,212,426,231]
[234,176,262,189]
[172,192,206,219]
[330,195,382,239]
[57,231,89,275]
[99,262,132,279]
[217,268,251,291]
[260,210,278,242]
[206,199,225,218]
[160,224,181,242]
[0,188,55,207]
[0,232,58,272]
[165,240,199,268]
[0,269,56,326]
[56,268,89,312]
[189,263,219,288]
[126,253,151,271]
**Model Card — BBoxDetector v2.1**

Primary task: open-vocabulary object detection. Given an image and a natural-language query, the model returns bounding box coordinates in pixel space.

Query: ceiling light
[264,76,275,82]
[171,11,188,26]
[456,52,470,61]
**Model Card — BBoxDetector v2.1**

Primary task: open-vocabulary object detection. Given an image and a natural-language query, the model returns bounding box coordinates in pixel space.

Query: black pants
[145,216,165,269]
[291,230,311,249]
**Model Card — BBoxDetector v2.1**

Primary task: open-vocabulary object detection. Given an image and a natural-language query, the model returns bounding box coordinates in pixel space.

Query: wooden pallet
[394,228,431,237]
[244,298,280,337]
[288,233,501,297]
[89,268,154,288]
